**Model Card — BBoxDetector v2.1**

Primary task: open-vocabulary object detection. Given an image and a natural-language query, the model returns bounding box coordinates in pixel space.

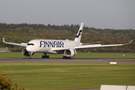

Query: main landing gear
[42,53,49,58]
[63,56,71,59]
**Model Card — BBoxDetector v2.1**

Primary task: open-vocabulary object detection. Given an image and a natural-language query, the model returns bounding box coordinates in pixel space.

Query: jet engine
[22,48,34,56]
[64,49,77,58]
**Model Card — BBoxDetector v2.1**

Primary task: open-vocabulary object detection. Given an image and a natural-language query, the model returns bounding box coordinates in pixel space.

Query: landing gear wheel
[63,56,70,59]
[42,55,49,58]
[42,53,49,58]
[29,55,33,59]
[29,52,34,59]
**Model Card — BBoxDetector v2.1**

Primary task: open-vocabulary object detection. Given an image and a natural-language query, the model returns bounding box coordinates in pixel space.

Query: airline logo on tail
[76,30,83,38]
[74,23,84,42]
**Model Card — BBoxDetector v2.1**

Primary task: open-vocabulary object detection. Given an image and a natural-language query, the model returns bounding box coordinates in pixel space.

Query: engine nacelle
[64,49,77,57]
[22,48,34,56]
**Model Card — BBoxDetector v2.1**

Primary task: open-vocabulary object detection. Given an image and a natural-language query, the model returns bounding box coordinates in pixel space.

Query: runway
[0,58,135,63]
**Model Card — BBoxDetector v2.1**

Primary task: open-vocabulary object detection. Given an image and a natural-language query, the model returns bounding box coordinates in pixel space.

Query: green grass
[0,52,135,58]
[74,53,135,58]
[0,63,135,90]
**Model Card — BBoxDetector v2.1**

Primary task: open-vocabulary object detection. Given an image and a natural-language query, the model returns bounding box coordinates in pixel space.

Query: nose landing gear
[29,55,33,59]
[29,52,34,59]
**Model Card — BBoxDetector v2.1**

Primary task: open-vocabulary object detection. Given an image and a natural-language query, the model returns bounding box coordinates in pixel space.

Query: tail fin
[74,23,84,42]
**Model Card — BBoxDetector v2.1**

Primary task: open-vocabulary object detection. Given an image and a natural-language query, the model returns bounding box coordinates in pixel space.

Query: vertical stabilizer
[74,23,84,42]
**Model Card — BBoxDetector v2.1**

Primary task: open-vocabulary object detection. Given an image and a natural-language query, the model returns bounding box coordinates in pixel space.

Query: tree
[0,70,27,90]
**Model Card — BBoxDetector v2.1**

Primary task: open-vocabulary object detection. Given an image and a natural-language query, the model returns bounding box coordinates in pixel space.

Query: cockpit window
[27,43,34,46]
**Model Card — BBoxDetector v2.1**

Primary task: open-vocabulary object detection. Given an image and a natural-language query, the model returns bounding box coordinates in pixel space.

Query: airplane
[3,23,133,59]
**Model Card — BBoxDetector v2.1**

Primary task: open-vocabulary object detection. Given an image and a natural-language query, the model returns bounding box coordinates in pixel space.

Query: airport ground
[0,52,135,90]
[0,58,135,90]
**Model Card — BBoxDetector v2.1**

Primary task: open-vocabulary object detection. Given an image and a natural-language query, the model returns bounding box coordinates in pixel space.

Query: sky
[0,0,135,29]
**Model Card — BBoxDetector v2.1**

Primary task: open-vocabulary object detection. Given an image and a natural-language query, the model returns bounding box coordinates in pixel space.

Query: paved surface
[0,58,135,63]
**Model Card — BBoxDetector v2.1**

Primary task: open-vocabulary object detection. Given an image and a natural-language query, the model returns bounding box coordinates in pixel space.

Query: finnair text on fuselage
[40,40,64,48]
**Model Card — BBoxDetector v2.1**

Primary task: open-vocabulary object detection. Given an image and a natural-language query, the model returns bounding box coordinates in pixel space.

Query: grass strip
[0,52,135,58]
[0,63,135,90]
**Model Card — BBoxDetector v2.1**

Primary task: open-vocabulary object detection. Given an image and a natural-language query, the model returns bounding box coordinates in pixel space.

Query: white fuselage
[26,39,80,53]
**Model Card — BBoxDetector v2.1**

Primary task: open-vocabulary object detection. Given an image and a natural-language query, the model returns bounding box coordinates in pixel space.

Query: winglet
[3,38,5,42]
[125,39,133,45]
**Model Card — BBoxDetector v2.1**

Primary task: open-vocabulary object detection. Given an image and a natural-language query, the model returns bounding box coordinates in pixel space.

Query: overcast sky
[0,0,135,29]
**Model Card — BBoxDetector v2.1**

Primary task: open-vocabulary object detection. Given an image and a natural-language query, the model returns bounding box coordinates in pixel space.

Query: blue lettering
[39,41,64,48]
[54,41,57,47]
[48,41,54,47]
[44,41,49,47]
[40,41,44,47]
[56,41,60,47]
[60,41,64,47]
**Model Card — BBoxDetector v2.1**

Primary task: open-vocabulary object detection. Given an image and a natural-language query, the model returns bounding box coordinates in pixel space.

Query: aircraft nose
[26,46,32,52]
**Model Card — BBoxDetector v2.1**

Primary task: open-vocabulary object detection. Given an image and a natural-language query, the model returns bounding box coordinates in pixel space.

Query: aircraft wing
[75,40,133,49]
[3,38,27,47]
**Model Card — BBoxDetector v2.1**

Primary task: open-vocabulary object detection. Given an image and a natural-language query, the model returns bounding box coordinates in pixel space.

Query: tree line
[0,23,135,52]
